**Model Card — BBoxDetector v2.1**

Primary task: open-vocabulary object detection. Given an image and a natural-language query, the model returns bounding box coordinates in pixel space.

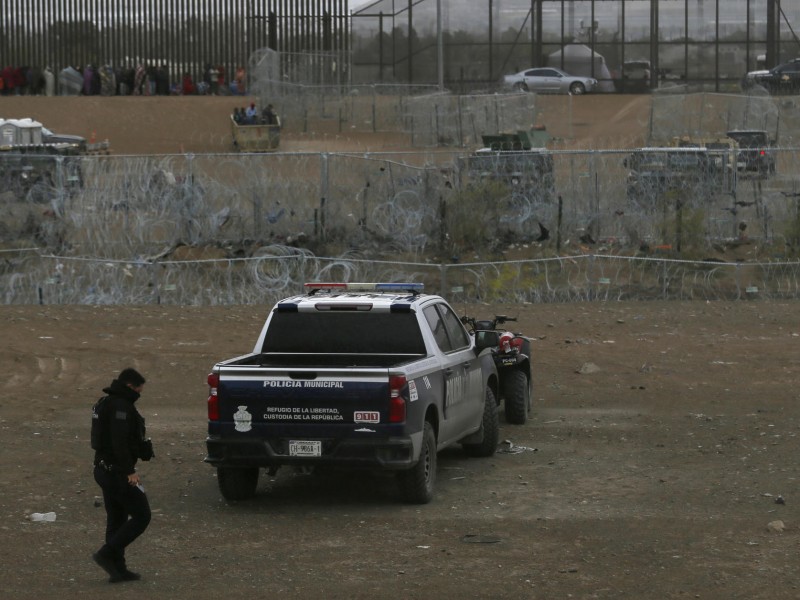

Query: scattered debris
[497,440,538,454]
[28,512,56,522]
[767,520,785,533]
[461,534,502,544]
[577,362,601,374]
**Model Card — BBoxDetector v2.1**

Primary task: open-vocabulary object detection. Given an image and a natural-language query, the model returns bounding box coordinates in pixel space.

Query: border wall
[1,0,350,92]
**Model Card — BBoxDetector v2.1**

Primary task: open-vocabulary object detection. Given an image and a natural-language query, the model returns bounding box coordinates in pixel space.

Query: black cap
[117,368,146,387]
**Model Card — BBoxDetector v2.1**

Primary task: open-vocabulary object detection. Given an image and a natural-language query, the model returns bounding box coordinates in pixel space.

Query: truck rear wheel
[397,421,436,504]
[463,387,499,457]
[503,370,530,425]
[217,466,259,501]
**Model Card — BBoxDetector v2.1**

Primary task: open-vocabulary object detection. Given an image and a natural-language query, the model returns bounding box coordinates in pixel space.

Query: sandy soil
[2,301,799,599]
[0,94,652,154]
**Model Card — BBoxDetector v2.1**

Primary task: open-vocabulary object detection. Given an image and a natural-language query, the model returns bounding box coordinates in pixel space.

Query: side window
[423,305,453,353]
[439,304,471,350]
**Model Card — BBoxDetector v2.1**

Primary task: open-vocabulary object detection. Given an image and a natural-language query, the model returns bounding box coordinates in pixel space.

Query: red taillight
[207,373,220,421]
[760,150,766,156]
[499,332,514,352]
[509,337,524,350]
[389,375,407,423]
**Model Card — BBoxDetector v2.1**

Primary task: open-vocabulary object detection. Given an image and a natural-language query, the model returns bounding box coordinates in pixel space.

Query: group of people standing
[201,64,247,95]
[0,65,55,95]
[0,63,247,97]
[232,103,279,126]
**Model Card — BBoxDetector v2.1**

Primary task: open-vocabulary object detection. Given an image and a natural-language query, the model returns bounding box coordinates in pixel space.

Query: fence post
[662,259,668,299]
[588,254,595,300]
[253,187,262,239]
[372,85,377,133]
[435,103,440,146]
[438,195,447,254]
[150,261,160,305]
[320,153,329,241]
[184,153,196,243]
[410,101,415,146]
[556,195,563,252]
[440,263,448,296]
[735,262,742,299]
[457,96,464,146]
[494,94,500,134]
[54,155,66,213]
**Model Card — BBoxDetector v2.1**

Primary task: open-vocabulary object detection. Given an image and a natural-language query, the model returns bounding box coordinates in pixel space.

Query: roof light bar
[304,282,424,292]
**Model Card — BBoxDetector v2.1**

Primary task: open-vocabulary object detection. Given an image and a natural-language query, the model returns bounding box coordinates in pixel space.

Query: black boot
[92,550,123,582]
[114,559,142,582]
[116,567,142,582]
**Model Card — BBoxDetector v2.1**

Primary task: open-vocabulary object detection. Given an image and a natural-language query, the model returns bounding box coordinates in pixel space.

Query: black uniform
[92,377,152,578]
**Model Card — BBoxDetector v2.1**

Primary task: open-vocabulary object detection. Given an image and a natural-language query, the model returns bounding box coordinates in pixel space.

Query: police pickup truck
[205,282,500,504]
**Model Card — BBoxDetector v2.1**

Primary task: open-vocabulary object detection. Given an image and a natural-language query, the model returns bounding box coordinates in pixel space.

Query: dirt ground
[2,96,799,598]
[2,300,799,599]
[0,93,652,154]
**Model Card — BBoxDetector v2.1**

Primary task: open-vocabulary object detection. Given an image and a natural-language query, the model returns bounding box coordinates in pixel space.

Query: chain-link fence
[648,91,796,144]
[249,48,542,142]
[3,147,800,306]
[5,249,800,306]
[253,87,538,144]
[5,146,800,247]
[4,147,800,252]
[4,90,800,305]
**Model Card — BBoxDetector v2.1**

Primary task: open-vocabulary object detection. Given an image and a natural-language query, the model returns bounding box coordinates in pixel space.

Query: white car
[503,67,598,95]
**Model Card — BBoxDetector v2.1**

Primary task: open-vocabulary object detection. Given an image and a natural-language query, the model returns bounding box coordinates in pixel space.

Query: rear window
[262,312,426,355]
[728,131,769,147]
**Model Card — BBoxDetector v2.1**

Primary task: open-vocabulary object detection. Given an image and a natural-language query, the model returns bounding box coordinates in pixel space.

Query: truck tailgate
[216,366,392,433]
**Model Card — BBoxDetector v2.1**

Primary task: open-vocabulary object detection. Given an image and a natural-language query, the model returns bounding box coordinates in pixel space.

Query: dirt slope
[0,94,652,154]
[2,301,799,599]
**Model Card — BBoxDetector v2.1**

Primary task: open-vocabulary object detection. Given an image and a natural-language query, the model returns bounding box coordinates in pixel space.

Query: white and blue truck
[205,283,500,504]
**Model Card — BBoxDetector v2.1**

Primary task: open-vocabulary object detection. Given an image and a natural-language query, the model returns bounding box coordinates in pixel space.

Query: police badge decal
[233,406,253,432]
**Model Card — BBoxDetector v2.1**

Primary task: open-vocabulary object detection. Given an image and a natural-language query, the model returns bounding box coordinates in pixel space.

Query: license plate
[289,440,322,457]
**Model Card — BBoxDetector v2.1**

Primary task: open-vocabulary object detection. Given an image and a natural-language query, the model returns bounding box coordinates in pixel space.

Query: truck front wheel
[398,421,437,504]
[217,466,259,501]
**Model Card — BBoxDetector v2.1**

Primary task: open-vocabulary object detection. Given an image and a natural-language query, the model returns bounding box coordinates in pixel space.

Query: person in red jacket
[181,72,196,95]
[1,66,14,95]
[217,65,226,93]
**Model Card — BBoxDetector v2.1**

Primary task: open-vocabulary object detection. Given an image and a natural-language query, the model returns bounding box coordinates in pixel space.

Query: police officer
[91,368,153,583]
